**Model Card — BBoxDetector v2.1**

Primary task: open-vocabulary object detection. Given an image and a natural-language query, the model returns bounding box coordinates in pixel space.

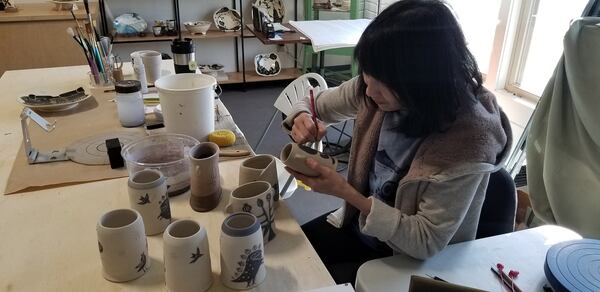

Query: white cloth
[289,19,371,52]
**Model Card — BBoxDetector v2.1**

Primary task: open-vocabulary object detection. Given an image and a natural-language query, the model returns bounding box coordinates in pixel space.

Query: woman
[283,0,512,284]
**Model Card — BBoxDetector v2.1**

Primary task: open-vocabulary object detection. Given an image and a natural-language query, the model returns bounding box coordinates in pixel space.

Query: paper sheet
[289,19,371,52]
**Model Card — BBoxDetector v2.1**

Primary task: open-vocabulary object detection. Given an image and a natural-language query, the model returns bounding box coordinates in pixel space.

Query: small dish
[253,0,285,23]
[199,64,225,73]
[213,7,242,32]
[17,87,93,112]
[49,0,81,11]
[184,21,211,35]
[254,53,281,77]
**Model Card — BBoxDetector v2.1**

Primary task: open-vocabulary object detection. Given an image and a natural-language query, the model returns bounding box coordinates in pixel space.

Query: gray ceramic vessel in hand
[280,143,338,177]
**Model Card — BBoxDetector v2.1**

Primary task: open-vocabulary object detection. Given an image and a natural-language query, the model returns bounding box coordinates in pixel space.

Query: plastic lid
[171,38,194,54]
[115,80,141,93]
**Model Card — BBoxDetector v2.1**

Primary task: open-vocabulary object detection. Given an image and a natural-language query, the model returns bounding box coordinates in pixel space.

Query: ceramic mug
[226,181,276,242]
[280,143,338,177]
[164,220,213,292]
[189,142,222,212]
[239,154,280,201]
[220,212,266,289]
[128,169,171,235]
[96,209,150,282]
[139,51,162,84]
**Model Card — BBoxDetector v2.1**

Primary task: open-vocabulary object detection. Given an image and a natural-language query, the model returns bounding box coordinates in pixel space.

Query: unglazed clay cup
[226,181,276,243]
[164,220,213,292]
[189,142,222,212]
[280,143,338,177]
[239,155,280,201]
[128,169,171,235]
[220,212,266,289]
[96,209,150,282]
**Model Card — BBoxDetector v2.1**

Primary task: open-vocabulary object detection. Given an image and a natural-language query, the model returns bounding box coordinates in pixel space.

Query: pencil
[490,267,522,292]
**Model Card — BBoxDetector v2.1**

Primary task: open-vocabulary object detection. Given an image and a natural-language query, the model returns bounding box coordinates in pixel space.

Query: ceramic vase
[164,220,213,292]
[220,212,266,289]
[96,209,150,282]
[280,143,338,177]
[189,142,222,212]
[227,181,276,243]
[128,169,171,235]
[239,154,280,201]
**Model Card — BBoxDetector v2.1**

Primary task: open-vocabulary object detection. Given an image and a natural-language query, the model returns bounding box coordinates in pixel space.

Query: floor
[219,82,536,226]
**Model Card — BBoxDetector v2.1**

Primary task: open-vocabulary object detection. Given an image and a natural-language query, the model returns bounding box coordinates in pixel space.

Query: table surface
[246,24,311,45]
[355,225,582,292]
[0,65,335,291]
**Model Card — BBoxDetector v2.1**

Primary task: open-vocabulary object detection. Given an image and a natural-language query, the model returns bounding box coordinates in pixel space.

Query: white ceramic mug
[239,155,279,201]
[226,181,276,243]
[155,73,217,142]
[220,213,266,289]
[164,220,213,292]
[96,209,150,282]
[127,169,171,235]
[280,143,338,177]
[140,51,162,84]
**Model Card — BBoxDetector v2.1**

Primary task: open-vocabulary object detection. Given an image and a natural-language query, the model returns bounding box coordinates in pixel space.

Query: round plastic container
[121,133,199,196]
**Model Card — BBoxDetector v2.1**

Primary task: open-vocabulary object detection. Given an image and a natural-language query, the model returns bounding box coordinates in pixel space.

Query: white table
[355,225,582,292]
[0,64,333,291]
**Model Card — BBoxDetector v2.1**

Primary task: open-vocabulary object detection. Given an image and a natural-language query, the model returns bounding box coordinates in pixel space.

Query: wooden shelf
[218,68,301,84]
[112,29,254,43]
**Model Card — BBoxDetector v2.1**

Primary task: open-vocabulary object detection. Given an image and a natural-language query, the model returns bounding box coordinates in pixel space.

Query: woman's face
[363,74,402,111]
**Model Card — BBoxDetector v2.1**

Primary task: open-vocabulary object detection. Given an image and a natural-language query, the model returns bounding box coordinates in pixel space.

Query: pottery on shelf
[164,220,213,292]
[254,53,281,77]
[184,21,212,35]
[220,213,266,289]
[96,209,150,282]
[113,13,148,36]
[239,154,280,201]
[213,7,242,32]
[227,181,277,243]
[253,0,285,23]
[280,143,338,177]
[127,169,171,235]
[189,142,222,212]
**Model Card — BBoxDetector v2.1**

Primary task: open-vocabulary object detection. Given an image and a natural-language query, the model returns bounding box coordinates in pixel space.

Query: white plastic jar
[115,80,145,127]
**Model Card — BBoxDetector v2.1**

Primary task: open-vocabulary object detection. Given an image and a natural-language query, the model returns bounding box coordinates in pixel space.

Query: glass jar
[115,80,145,127]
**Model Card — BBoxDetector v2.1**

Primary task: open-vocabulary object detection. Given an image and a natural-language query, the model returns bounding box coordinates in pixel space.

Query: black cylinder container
[171,38,195,74]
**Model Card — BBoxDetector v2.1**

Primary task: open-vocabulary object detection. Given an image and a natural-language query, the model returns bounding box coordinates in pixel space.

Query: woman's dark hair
[354,0,482,137]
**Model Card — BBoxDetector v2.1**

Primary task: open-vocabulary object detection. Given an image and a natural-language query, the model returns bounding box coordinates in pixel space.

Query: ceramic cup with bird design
[164,220,213,292]
[127,169,172,235]
[226,181,276,243]
[220,212,266,289]
[96,209,150,282]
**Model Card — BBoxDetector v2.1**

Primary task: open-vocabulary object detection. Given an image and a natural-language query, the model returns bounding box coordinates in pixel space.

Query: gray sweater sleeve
[282,77,362,131]
[358,173,486,260]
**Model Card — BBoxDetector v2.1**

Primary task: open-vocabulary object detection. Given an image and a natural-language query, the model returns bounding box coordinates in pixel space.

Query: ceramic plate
[17,88,93,112]
[213,7,242,32]
[254,53,281,77]
[253,0,285,23]
[199,64,225,73]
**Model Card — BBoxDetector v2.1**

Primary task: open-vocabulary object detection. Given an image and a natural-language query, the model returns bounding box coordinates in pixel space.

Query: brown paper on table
[5,90,254,195]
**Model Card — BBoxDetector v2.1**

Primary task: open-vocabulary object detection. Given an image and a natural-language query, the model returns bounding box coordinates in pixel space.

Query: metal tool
[20,108,68,164]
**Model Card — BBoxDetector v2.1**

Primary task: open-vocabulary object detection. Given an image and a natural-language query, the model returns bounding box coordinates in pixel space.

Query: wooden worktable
[0,65,335,291]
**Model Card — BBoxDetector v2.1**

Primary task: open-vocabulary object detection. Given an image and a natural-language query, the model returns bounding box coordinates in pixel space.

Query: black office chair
[476,168,517,239]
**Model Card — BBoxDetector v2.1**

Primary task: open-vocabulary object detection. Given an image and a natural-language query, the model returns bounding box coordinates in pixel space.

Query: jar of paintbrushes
[67,0,114,88]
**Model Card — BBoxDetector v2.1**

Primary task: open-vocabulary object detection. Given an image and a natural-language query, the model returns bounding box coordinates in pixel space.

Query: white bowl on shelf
[184,21,212,35]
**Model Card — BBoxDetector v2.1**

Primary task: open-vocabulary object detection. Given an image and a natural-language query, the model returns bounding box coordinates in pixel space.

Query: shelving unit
[98,0,303,85]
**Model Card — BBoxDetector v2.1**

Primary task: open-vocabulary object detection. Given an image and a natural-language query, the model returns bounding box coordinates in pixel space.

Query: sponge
[209,129,236,147]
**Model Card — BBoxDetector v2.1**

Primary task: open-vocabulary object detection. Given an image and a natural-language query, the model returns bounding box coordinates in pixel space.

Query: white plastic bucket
[155,73,217,141]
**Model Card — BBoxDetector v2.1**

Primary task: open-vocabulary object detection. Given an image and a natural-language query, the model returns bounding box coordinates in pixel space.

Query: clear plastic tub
[121,134,199,196]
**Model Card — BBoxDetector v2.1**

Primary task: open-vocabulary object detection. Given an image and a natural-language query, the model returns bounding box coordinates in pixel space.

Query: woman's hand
[291,112,327,144]
[285,158,372,214]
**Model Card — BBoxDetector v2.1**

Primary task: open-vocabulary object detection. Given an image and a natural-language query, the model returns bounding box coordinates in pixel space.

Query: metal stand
[20,108,68,164]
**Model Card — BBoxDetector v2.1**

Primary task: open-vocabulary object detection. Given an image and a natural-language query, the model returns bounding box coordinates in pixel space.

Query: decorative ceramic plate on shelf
[253,0,285,23]
[254,53,281,77]
[213,7,242,32]
[199,64,225,73]
[16,87,93,112]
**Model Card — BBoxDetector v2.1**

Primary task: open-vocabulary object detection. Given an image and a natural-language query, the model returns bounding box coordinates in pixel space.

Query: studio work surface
[0,64,334,291]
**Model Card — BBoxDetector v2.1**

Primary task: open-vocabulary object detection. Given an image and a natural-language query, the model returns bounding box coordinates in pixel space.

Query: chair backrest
[274,73,328,116]
[476,168,517,239]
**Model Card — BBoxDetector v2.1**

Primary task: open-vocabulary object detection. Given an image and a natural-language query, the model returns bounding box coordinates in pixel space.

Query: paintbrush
[309,88,319,142]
